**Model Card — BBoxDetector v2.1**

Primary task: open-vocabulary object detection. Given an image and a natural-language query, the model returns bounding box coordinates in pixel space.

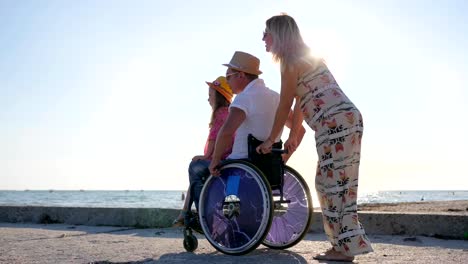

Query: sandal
[172,217,184,227]
[313,248,355,262]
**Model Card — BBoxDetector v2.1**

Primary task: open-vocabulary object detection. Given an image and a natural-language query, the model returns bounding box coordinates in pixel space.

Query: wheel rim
[263,166,312,248]
[199,162,272,255]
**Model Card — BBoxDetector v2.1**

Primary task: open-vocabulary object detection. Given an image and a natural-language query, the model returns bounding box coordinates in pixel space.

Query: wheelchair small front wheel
[183,234,198,252]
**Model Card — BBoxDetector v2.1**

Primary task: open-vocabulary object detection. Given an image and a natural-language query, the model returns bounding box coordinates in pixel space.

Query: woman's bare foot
[313,248,355,262]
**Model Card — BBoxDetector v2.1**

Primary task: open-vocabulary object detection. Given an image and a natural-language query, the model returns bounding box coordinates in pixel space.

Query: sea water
[0,190,467,209]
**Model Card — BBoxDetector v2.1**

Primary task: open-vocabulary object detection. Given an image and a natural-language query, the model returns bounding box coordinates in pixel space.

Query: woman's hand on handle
[284,137,298,154]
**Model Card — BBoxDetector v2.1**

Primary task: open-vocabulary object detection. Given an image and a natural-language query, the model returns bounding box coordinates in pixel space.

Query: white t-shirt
[228,78,283,159]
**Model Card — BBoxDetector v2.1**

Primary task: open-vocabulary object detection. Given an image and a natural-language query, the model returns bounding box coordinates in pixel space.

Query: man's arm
[209,107,246,175]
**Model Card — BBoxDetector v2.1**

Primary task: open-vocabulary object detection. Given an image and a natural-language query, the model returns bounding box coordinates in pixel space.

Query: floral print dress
[297,63,374,256]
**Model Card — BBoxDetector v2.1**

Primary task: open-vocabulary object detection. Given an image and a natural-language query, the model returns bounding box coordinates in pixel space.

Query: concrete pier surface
[1,223,467,264]
[1,203,467,263]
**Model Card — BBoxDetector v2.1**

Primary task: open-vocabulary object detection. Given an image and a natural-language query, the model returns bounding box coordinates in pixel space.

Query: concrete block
[1,206,466,239]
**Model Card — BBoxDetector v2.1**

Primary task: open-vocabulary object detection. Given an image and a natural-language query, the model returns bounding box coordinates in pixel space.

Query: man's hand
[209,159,221,176]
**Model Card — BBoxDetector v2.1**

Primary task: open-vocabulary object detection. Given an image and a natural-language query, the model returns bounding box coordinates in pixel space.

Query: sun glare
[303,29,349,78]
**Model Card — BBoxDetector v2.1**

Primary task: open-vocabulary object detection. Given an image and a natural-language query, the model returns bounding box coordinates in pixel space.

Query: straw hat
[222,51,262,75]
[206,76,233,102]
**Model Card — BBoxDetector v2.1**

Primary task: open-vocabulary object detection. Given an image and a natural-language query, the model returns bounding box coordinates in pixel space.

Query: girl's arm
[203,140,215,160]
[201,107,229,160]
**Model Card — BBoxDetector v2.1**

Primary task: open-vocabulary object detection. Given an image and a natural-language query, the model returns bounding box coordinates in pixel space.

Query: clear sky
[1,0,467,192]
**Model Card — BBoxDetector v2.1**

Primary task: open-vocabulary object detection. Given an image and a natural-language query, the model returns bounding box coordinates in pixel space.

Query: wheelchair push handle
[271,148,288,154]
[248,134,288,155]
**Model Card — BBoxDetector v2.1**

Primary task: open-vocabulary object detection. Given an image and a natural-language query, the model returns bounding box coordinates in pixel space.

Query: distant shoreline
[358,200,468,214]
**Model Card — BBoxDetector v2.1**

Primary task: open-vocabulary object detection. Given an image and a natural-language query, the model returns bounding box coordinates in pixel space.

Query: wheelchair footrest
[184,212,204,234]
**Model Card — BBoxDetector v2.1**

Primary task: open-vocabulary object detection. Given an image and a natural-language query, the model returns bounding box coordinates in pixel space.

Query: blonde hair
[266,14,317,71]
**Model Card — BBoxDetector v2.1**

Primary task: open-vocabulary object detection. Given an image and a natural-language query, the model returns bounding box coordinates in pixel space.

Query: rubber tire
[199,160,273,255]
[262,165,313,249]
[183,234,198,252]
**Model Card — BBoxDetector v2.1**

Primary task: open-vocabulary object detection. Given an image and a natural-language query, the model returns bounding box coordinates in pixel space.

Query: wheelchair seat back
[247,134,284,189]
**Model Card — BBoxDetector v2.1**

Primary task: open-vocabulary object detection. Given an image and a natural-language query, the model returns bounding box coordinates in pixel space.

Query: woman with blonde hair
[257,14,373,261]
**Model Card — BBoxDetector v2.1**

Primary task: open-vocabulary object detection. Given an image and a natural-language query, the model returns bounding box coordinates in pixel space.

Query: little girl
[173,76,233,226]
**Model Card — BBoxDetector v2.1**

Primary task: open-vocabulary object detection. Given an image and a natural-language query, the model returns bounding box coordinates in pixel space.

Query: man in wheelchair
[186,51,305,231]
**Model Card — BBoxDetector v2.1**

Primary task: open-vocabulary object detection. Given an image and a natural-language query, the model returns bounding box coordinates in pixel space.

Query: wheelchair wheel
[183,227,198,252]
[198,160,273,255]
[262,165,313,249]
[183,234,198,252]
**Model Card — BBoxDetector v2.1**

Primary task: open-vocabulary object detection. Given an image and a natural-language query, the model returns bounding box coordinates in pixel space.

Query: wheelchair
[183,135,313,255]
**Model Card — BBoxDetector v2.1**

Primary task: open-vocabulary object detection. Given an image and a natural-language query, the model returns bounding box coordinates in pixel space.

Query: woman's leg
[315,119,373,257]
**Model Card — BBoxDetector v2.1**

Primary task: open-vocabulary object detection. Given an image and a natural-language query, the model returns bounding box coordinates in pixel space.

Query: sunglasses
[226,72,239,81]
